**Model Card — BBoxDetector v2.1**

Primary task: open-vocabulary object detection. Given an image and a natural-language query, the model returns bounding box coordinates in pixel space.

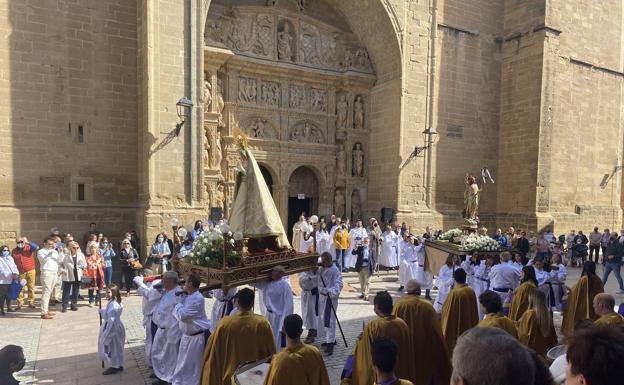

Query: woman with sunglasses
[99,237,116,287]
[0,245,19,315]
[60,241,86,312]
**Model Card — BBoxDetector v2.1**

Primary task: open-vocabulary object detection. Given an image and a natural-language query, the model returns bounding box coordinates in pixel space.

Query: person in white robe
[398,235,418,291]
[151,271,184,384]
[549,254,567,311]
[378,225,399,268]
[328,219,340,260]
[133,276,163,365]
[99,284,126,375]
[433,256,456,313]
[532,257,552,307]
[292,215,307,252]
[210,287,237,333]
[413,238,433,299]
[299,231,315,253]
[298,269,319,343]
[344,220,367,269]
[461,256,490,319]
[315,223,331,255]
[171,274,210,385]
[256,266,294,350]
[317,252,343,356]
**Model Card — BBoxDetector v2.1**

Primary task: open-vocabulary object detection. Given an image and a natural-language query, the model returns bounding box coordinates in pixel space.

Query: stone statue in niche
[277,23,294,61]
[261,82,280,106]
[297,0,307,11]
[334,189,345,218]
[238,78,257,104]
[289,85,305,109]
[336,94,348,130]
[351,191,361,221]
[215,183,225,211]
[214,127,223,169]
[354,95,364,129]
[336,145,346,178]
[250,118,268,138]
[355,48,371,70]
[352,143,364,177]
[203,78,212,110]
[215,79,225,127]
[310,89,326,112]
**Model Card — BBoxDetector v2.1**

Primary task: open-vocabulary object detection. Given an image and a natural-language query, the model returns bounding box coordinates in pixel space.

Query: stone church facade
[0,0,623,247]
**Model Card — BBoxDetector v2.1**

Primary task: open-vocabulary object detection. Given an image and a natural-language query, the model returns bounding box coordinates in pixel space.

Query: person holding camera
[354,237,373,301]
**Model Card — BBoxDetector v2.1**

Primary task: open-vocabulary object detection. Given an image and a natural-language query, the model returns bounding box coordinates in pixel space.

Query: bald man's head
[593,293,616,316]
[405,279,421,295]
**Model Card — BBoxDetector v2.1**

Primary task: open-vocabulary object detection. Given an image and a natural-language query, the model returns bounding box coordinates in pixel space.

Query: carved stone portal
[290,121,322,143]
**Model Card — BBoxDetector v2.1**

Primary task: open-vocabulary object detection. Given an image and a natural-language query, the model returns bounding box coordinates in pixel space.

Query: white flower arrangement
[188,231,241,268]
[460,233,501,252]
[438,228,463,241]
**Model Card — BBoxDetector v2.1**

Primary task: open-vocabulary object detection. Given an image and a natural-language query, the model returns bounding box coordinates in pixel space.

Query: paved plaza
[0,265,621,385]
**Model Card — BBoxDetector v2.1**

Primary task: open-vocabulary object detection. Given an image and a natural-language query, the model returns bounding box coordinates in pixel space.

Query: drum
[232,357,272,385]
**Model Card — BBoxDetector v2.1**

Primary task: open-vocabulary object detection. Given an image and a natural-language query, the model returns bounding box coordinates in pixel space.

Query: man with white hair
[133,275,164,366]
[451,327,535,385]
[151,271,184,385]
[256,265,294,350]
[488,251,520,303]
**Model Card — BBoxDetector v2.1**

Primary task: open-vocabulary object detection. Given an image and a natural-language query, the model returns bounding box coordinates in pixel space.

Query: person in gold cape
[263,314,330,385]
[392,280,451,385]
[477,290,518,338]
[561,261,604,337]
[593,293,624,326]
[440,268,479,354]
[201,288,275,385]
[346,291,410,385]
[516,289,557,357]
[508,265,538,321]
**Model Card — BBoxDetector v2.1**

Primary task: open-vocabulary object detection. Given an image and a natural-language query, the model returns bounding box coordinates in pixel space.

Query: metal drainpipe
[425,0,438,208]
[186,0,195,206]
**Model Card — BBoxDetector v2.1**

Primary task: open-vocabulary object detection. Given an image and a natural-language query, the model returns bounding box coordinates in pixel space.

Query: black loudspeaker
[381,208,394,224]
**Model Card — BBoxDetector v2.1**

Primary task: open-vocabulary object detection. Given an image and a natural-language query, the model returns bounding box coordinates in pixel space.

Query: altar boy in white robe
[99,284,126,375]
[298,268,319,343]
[210,287,237,333]
[257,265,294,350]
[318,252,343,356]
[151,271,184,385]
[398,234,418,292]
[171,274,210,385]
[133,276,163,365]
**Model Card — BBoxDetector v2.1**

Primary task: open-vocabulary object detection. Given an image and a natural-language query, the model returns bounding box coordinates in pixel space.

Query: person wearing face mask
[0,245,19,315]
[190,220,204,242]
[119,239,141,296]
[11,237,38,310]
[0,344,26,385]
[150,233,172,274]
[99,237,116,287]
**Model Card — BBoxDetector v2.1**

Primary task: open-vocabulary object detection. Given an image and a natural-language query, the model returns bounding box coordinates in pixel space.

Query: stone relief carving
[354,95,365,129]
[206,7,374,74]
[261,81,280,106]
[310,88,327,112]
[248,117,275,139]
[334,188,345,218]
[336,145,346,178]
[238,77,257,104]
[351,190,361,220]
[352,143,364,177]
[277,21,294,61]
[215,79,225,117]
[289,85,306,109]
[336,94,348,130]
[215,182,225,211]
[290,121,322,143]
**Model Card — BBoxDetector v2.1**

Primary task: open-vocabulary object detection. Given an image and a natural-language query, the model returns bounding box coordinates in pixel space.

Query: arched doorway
[287,166,318,240]
[258,164,273,196]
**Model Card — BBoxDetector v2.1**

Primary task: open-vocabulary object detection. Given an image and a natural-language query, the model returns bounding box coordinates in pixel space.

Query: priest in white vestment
[171,274,211,385]
[434,256,456,313]
[345,220,367,269]
[318,252,343,356]
[98,284,125,375]
[210,287,237,333]
[398,235,418,291]
[378,225,399,268]
[151,271,184,384]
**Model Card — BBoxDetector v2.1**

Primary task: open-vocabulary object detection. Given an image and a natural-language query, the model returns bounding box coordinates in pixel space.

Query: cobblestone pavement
[0,265,619,385]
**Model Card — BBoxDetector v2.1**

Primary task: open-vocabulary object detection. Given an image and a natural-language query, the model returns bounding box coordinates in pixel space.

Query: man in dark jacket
[516,231,530,257]
[604,237,624,294]
[354,237,373,301]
